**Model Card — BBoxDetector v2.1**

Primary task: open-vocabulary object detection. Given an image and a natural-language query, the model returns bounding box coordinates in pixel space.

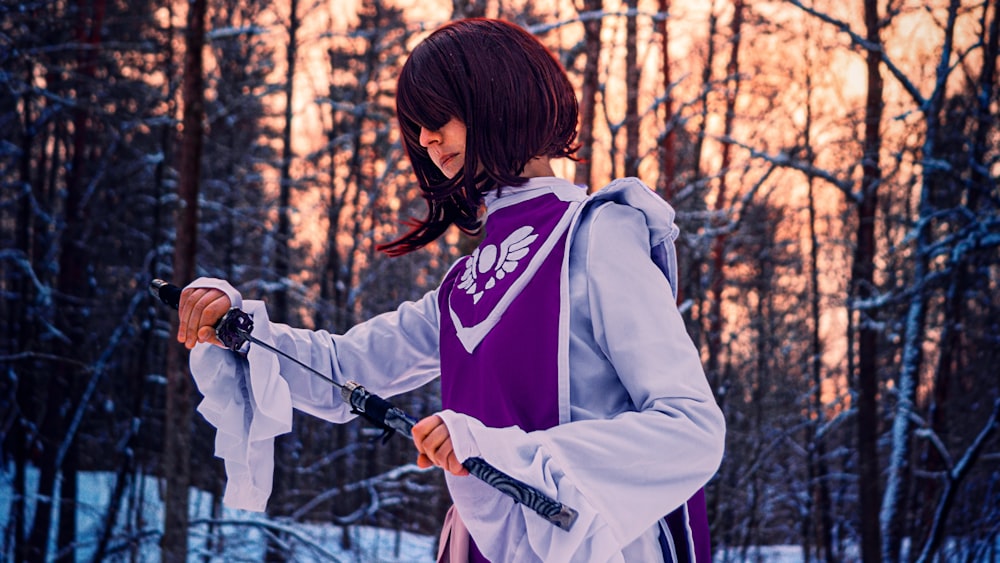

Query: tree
[853,0,884,559]
[266,2,301,561]
[776,1,1000,559]
[802,42,836,563]
[657,0,677,200]
[705,0,746,416]
[162,0,207,558]
[573,0,604,190]
[624,0,641,178]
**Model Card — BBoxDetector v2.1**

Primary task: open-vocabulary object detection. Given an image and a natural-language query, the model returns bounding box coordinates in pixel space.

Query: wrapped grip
[342,381,418,438]
[150,279,182,309]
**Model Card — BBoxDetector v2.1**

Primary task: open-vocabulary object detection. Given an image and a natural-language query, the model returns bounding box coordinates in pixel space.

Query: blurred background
[1,0,998,561]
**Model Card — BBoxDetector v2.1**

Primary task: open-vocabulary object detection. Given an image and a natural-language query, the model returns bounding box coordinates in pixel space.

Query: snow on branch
[294,441,373,474]
[289,463,434,522]
[915,398,1000,562]
[187,517,344,561]
[207,26,270,41]
[57,282,149,468]
[0,249,54,308]
[713,134,856,197]
[815,402,855,443]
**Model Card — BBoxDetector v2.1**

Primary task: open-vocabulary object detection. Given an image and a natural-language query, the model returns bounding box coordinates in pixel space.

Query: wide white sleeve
[188,299,285,511]
[187,277,442,511]
[264,290,444,421]
[438,204,726,562]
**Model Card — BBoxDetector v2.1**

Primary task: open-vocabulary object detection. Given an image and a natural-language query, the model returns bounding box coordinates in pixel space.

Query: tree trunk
[802,31,836,563]
[624,0,640,178]
[881,1,959,560]
[266,2,299,559]
[273,0,298,324]
[53,1,106,556]
[692,6,718,185]
[806,163,837,563]
[853,0,884,560]
[705,0,743,401]
[657,0,677,201]
[922,5,1000,537]
[574,0,603,190]
[162,0,206,558]
[25,0,106,550]
[10,40,37,563]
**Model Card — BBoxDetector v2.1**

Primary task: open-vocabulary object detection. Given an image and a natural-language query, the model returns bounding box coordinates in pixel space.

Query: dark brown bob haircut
[379,18,579,256]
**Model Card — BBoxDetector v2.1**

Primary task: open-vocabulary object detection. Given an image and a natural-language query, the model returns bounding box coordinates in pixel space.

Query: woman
[178,18,724,563]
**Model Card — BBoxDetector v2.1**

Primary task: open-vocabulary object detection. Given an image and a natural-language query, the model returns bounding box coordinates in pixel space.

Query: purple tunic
[439,192,570,432]
[437,188,711,563]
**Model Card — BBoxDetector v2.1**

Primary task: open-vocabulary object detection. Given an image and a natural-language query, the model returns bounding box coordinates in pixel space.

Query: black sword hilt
[149,279,580,531]
[149,278,252,351]
[341,380,418,443]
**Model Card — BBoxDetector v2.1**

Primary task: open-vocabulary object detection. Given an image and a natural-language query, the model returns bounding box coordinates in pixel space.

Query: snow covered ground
[2,465,826,562]
[1,466,436,562]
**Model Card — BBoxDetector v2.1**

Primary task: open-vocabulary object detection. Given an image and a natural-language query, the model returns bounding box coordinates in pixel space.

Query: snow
[1,465,437,562]
[2,464,829,562]
[715,545,812,562]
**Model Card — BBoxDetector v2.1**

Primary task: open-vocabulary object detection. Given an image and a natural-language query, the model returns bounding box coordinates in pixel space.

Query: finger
[448,455,469,477]
[183,288,210,346]
[201,295,231,348]
[434,439,461,474]
[204,292,232,321]
[183,290,210,349]
[197,326,223,348]
[416,452,433,469]
[194,291,231,348]
[421,424,452,466]
[428,438,469,476]
[411,415,443,453]
[177,287,205,344]
[185,290,221,349]
[412,416,468,476]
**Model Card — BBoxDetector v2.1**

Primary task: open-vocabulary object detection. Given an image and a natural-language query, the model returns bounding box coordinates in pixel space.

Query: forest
[1,0,999,561]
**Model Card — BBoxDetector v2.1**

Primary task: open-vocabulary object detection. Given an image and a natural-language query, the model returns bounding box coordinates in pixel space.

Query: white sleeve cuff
[435,409,483,462]
[189,299,292,512]
[187,276,244,310]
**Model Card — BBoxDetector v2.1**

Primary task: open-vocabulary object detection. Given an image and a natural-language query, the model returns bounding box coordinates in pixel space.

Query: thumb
[197,326,219,345]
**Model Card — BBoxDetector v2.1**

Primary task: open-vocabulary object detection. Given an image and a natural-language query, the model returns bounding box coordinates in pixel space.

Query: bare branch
[713,134,856,196]
[290,463,434,520]
[782,0,927,108]
[916,398,1000,562]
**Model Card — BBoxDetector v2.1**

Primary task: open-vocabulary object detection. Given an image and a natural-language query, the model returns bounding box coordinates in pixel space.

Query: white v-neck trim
[450,180,584,353]
[484,177,587,217]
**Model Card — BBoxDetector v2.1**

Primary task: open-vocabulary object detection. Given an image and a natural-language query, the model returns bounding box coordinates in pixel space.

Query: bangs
[396,49,462,145]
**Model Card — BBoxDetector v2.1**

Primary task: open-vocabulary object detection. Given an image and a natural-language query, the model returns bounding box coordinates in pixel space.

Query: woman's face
[419,117,467,179]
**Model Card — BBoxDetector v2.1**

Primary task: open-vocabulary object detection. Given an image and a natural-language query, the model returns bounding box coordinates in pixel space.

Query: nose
[419,126,439,147]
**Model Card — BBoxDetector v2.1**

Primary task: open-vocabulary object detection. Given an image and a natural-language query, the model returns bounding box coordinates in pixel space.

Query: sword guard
[217,308,253,351]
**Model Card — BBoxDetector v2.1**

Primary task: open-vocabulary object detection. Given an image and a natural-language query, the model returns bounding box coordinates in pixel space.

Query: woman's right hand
[177,286,232,349]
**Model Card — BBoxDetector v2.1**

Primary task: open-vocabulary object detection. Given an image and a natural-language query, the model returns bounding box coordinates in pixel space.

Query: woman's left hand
[412,414,470,477]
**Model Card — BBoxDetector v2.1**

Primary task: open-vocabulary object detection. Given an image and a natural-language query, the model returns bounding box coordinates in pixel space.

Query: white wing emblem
[457,226,538,304]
